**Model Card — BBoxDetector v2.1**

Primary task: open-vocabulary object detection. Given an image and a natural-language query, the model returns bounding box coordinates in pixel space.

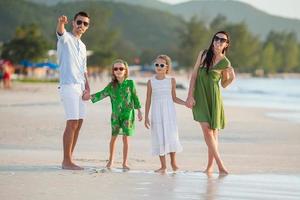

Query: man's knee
[67,120,79,130]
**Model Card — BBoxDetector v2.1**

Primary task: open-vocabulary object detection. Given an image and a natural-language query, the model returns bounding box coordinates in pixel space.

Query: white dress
[150,76,183,156]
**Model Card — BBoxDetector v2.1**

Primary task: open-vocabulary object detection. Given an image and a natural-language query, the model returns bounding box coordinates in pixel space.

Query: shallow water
[222,77,300,123]
[1,167,299,200]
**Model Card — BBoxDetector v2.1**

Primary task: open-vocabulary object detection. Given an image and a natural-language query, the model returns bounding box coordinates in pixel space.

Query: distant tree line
[1,13,300,74]
[177,15,300,74]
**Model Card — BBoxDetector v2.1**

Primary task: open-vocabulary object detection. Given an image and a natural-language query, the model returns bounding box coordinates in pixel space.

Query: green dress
[91,79,141,136]
[192,57,231,130]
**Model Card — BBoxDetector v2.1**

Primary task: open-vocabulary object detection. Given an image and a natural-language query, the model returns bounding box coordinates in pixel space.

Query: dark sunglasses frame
[76,20,89,27]
[214,36,227,43]
[154,63,167,68]
[113,67,125,71]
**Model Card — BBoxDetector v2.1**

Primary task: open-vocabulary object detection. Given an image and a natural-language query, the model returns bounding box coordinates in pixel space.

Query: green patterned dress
[192,57,231,130]
[91,79,141,136]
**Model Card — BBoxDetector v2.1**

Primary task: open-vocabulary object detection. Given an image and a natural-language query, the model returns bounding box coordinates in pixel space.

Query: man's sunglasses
[113,67,125,71]
[154,63,167,68]
[214,36,227,43]
[76,20,89,27]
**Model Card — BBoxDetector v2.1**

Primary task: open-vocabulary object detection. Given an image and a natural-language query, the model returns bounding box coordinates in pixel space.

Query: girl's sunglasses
[214,36,227,43]
[113,67,125,71]
[154,63,167,68]
[76,20,89,27]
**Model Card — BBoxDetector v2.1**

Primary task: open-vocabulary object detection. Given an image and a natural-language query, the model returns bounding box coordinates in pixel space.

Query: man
[56,11,91,170]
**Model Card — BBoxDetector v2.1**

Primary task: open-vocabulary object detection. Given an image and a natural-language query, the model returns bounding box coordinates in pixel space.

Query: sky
[158,0,300,20]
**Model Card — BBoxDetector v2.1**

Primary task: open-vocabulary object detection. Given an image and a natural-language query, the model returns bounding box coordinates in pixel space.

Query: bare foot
[219,168,229,175]
[203,166,214,174]
[122,164,130,170]
[105,161,112,169]
[203,169,213,174]
[171,164,179,172]
[154,167,166,173]
[62,162,83,170]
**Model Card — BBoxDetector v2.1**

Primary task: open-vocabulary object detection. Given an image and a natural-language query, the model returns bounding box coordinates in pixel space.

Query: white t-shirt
[56,31,87,86]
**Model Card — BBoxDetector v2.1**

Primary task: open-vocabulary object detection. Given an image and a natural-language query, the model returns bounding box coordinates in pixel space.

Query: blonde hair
[156,54,172,74]
[111,59,129,88]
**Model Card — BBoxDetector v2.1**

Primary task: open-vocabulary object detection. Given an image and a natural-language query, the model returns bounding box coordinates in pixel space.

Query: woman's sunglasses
[76,20,89,27]
[214,36,227,43]
[154,63,167,68]
[113,67,125,71]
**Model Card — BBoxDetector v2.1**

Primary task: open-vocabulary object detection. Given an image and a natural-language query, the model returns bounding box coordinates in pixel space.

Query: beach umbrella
[19,60,34,68]
[35,62,59,70]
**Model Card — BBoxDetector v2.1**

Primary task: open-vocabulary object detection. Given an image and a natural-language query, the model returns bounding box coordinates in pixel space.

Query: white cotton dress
[150,76,183,156]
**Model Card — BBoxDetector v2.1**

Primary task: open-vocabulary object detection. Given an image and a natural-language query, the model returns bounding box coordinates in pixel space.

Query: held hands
[144,117,150,129]
[82,90,91,101]
[58,15,68,25]
[186,96,195,109]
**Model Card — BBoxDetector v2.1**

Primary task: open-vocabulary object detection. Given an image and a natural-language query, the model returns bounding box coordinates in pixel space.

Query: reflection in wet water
[90,169,300,200]
[1,166,300,200]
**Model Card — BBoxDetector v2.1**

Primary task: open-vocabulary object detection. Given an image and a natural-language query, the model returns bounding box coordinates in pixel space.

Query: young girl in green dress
[91,59,143,170]
[186,31,235,175]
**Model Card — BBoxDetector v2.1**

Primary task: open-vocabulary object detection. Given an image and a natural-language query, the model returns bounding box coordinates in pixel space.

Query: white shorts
[59,84,86,120]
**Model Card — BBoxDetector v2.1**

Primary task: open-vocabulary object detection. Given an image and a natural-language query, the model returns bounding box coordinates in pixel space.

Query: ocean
[221,77,300,123]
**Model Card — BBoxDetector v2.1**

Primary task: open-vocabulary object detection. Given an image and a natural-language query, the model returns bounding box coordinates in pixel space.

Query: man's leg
[60,84,86,170]
[71,119,83,155]
[62,120,83,170]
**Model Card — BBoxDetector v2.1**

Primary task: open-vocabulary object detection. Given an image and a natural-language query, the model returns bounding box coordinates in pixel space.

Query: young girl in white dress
[144,55,185,173]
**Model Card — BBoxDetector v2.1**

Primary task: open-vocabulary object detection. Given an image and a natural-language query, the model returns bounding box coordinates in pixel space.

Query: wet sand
[0,78,300,199]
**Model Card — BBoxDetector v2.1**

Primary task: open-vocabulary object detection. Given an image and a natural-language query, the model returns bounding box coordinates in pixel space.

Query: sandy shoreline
[1,79,300,199]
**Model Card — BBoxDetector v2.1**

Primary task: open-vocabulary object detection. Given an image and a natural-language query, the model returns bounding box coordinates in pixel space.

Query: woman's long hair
[201,31,230,73]
[111,59,129,88]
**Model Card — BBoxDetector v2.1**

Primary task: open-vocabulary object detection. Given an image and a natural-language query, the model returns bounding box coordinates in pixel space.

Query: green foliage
[1,24,50,63]
[89,49,117,67]
[297,44,300,72]
[225,22,261,72]
[177,16,209,68]
[140,48,157,65]
[260,42,277,73]
[1,0,300,74]
[176,15,300,74]
[210,14,227,33]
[261,31,299,73]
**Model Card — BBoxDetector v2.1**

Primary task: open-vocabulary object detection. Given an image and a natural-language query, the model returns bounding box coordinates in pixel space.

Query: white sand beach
[1,77,300,199]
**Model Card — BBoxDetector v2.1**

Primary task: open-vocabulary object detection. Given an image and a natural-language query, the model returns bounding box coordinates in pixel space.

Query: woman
[186,31,235,174]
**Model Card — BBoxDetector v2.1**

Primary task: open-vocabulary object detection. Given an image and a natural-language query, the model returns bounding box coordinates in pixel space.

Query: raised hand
[58,15,68,25]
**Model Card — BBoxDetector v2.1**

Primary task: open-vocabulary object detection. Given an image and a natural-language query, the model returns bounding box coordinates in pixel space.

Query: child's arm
[90,84,110,103]
[131,80,142,109]
[144,80,152,129]
[171,78,186,106]
[131,81,143,121]
[137,108,143,121]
